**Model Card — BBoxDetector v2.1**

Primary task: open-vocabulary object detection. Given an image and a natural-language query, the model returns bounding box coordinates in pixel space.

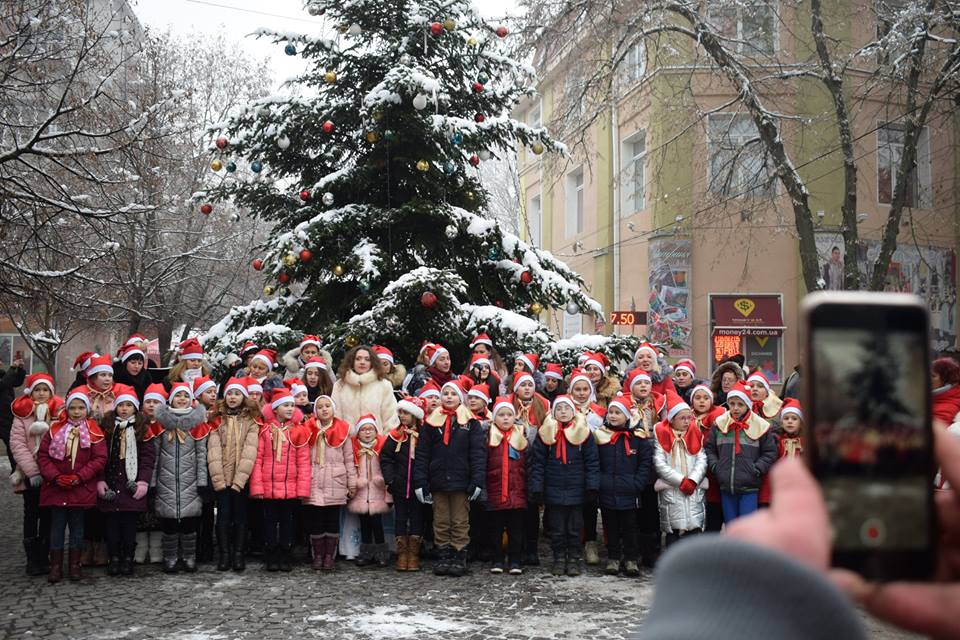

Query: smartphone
[802,291,936,581]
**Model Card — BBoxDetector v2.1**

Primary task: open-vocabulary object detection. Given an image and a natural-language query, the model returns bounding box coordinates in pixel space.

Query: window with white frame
[527,195,542,247]
[563,71,585,120]
[0,334,36,372]
[706,2,777,55]
[707,114,775,197]
[528,102,542,129]
[620,131,646,214]
[877,124,931,209]
[565,168,584,237]
[618,40,647,88]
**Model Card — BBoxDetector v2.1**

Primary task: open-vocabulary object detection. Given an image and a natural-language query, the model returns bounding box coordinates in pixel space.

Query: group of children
[7,333,806,583]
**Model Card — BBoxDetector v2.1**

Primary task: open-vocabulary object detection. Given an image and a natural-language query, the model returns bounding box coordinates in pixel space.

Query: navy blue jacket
[527,427,600,506]
[413,413,486,495]
[596,428,653,510]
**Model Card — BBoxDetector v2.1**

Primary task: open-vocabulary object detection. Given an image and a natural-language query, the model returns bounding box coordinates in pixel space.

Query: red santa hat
[690,383,714,401]
[250,349,277,370]
[607,393,635,419]
[178,337,204,361]
[118,342,145,362]
[240,340,259,356]
[516,353,540,372]
[747,371,771,392]
[674,359,696,376]
[86,354,114,377]
[467,383,491,403]
[284,377,307,397]
[303,356,328,371]
[551,394,576,416]
[23,373,55,396]
[191,375,216,399]
[441,376,472,402]
[625,369,652,392]
[469,353,492,370]
[635,342,659,360]
[354,413,378,432]
[781,398,804,421]
[65,387,91,410]
[372,345,394,364]
[270,388,295,410]
[300,334,322,350]
[544,363,564,380]
[582,351,609,373]
[424,343,449,367]
[470,333,494,349]
[492,396,516,416]
[113,383,140,410]
[223,377,249,397]
[397,396,426,421]
[143,383,168,404]
[168,382,192,404]
[417,379,441,398]
[72,351,98,374]
[726,380,752,408]
[244,377,263,394]
[125,333,148,347]
[664,390,691,421]
[512,371,535,392]
[569,368,593,391]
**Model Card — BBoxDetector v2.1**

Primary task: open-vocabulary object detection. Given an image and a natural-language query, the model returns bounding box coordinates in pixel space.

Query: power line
[184,0,325,24]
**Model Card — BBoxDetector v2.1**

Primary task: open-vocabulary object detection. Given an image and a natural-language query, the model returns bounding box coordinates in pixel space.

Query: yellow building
[516,1,960,384]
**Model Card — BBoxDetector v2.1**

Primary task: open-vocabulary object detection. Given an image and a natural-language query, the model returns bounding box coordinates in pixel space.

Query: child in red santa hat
[382,395,427,571]
[349,414,391,568]
[136,384,167,564]
[485,397,529,575]
[689,383,724,532]
[653,391,707,547]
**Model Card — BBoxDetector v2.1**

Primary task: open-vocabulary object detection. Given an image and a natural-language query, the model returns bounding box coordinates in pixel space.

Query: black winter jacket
[0,365,26,440]
[527,423,600,506]
[596,428,653,510]
[413,408,486,495]
[380,430,418,499]
[705,412,778,494]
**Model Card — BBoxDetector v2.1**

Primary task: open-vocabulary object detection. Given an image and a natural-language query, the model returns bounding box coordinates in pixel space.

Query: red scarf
[730,417,750,454]
[427,366,456,387]
[555,421,572,464]
[752,400,765,417]
[607,428,633,456]
[439,406,458,445]
[493,427,512,502]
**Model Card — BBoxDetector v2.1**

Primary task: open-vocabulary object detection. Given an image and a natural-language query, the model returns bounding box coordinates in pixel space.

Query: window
[707,114,775,197]
[706,2,777,55]
[878,125,931,208]
[0,334,36,373]
[565,168,584,236]
[562,311,582,338]
[620,132,646,214]
[527,195,542,246]
[618,41,647,88]
[528,103,542,129]
[562,71,585,119]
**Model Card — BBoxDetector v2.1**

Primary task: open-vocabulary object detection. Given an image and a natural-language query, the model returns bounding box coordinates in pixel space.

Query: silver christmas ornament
[444,224,458,238]
[566,301,580,315]
[400,53,413,65]
[277,135,290,150]
[322,192,335,206]
[412,94,428,110]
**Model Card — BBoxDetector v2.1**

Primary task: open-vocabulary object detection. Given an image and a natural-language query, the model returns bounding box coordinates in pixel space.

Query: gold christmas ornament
[467,36,478,46]
[372,110,384,121]
[443,18,457,31]
[324,70,337,84]
[345,335,359,348]
[282,253,297,267]
[416,160,430,172]
[531,302,544,314]
[366,131,379,143]
[333,264,344,276]
[263,285,276,296]
[464,190,475,201]
[210,159,223,171]
[531,142,545,155]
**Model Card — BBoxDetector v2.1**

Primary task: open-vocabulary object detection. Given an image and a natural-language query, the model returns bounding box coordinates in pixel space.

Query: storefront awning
[710,295,784,335]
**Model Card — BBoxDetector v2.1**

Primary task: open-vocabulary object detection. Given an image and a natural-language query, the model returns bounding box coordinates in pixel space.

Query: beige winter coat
[207,411,260,491]
[331,369,399,433]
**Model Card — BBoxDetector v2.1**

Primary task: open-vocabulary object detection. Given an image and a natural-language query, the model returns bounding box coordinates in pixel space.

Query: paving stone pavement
[0,458,919,639]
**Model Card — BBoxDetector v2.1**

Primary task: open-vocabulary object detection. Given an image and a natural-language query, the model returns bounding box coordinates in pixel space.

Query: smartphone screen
[805,294,935,580]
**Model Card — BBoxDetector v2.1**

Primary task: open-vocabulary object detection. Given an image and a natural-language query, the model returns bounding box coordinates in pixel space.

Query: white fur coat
[331,369,399,434]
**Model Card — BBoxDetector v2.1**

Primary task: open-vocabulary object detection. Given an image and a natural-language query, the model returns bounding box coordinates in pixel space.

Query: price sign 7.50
[609,311,646,326]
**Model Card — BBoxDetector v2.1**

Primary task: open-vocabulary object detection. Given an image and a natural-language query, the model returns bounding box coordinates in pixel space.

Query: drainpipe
[611,101,621,335]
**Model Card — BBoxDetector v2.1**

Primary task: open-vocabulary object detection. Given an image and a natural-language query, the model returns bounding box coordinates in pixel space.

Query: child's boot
[447,548,467,577]
[121,544,135,576]
[566,556,583,577]
[406,536,421,572]
[623,560,640,577]
[550,553,565,576]
[374,543,389,568]
[181,533,198,572]
[604,559,620,575]
[161,533,180,573]
[148,532,162,564]
[310,536,325,571]
[279,545,293,572]
[432,545,451,576]
[48,549,63,583]
[133,532,149,564]
[322,535,338,571]
[394,536,408,571]
[584,541,600,566]
[68,547,83,581]
[355,543,374,567]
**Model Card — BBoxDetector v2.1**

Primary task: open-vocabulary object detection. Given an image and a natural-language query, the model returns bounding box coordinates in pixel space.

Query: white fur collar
[344,369,379,387]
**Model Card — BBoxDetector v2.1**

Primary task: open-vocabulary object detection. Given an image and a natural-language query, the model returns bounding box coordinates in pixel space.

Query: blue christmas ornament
[443,161,456,175]
[226,161,237,173]
[488,247,500,260]
[250,160,263,173]
[452,132,463,145]
[359,281,370,293]
[284,43,297,56]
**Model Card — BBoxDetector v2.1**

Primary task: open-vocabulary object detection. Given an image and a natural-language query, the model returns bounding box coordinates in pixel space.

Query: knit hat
[551,394,576,416]
[118,342,145,362]
[178,337,204,361]
[665,390,691,421]
[492,396,516,416]
[224,377,249,397]
[425,343,449,367]
[143,383,168,404]
[303,356,328,371]
[65,388,91,410]
[23,373,54,396]
[512,371,535,392]
[417,379,441,398]
[372,345,394,364]
[469,353,492,370]
[72,352,98,374]
[470,333,493,349]
[244,377,263,394]
[397,396,426,421]
[516,353,539,372]
[607,393,634,418]
[355,413,378,432]
[582,351,609,373]
[192,375,216,399]
[467,383,490,403]
[726,380,752,408]
[300,334,322,350]
[251,349,277,370]
[781,398,804,421]
[747,371,771,392]
[635,342,659,360]
[113,383,140,410]
[674,359,696,376]
[168,382,192,405]
[690,383,713,401]
[544,363,564,380]
[86,354,114,377]
[569,368,593,391]
[270,388,295,410]
[285,377,307,397]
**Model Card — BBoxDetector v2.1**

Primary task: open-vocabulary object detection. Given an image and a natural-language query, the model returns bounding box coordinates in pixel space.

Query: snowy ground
[0,458,918,639]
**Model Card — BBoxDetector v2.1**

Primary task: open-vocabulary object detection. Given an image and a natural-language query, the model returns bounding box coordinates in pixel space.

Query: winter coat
[413,405,486,495]
[207,410,260,492]
[0,365,27,441]
[380,426,420,500]
[695,407,725,504]
[710,361,746,408]
[304,417,356,507]
[249,420,311,500]
[653,422,707,533]
[112,362,152,401]
[513,394,550,444]
[98,416,157,513]
[384,364,408,391]
[594,425,653,510]
[705,410,777,494]
[933,385,960,425]
[84,384,116,424]
[675,378,709,405]
[402,364,429,396]
[624,361,676,397]
[9,396,62,492]
[281,346,337,386]
[331,369,399,433]
[485,425,528,511]
[935,418,960,490]
[593,375,622,409]
[527,415,600,506]
[349,435,391,515]
[151,404,210,519]
[37,419,107,508]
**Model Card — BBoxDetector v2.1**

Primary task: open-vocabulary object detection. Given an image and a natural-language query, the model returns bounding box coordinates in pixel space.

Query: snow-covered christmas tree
[200,0,625,366]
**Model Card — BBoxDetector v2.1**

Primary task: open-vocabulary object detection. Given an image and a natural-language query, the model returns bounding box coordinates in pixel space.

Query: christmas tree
[200,0,630,366]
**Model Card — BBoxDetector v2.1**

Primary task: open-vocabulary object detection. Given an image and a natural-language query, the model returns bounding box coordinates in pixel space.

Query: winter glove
[56,474,80,488]
[529,491,544,505]
[679,478,697,496]
[102,489,117,502]
[127,480,138,493]
[28,475,42,489]
[96,481,108,498]
[132,481,149,501]
[468,485,482,501]
[415,488,433,504]
[584,489,598,503]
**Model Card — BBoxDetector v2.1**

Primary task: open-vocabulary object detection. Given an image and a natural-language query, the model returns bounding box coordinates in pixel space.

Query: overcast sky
[133,0,519,89]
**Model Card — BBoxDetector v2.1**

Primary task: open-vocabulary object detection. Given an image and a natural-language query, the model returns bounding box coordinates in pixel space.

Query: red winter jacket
[37,419,107,508]
[933,385,960,426]
[249,420,311,500]
[485,429,528,511]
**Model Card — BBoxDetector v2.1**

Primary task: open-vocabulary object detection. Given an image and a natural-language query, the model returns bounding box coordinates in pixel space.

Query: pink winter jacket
[304,417,357,507]
[348,435,392,515]
[9,396,62,493]
[249,421,311,500]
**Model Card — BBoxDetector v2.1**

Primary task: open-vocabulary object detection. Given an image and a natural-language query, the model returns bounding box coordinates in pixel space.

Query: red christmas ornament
[215,136,228,149]
[474,113,485,123]
[299,249,313,263]
[420,291,438,308]
[278,272,290,284]
[252,259,264,271]
[430,22,443,36]
[469,154,480,167]
[472,82,484,93]
[300,190,311,201]
[322,120,335,134]
[520,271,533,284]
[199,203,213,215]
[495,300,503,307]
[495,25,509,38]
